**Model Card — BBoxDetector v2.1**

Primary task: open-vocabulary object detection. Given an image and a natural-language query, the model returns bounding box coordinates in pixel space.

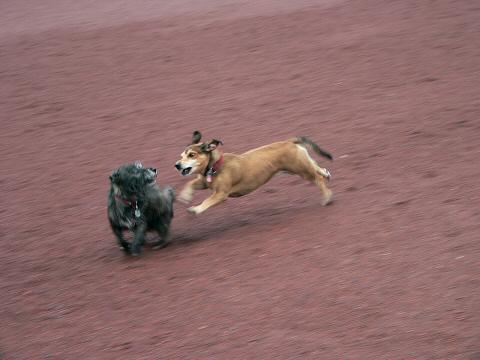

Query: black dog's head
[109,161,157,200]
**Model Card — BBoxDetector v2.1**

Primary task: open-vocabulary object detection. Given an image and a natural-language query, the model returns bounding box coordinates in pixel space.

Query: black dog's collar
[115,195,141,218]
[115,194,136,206]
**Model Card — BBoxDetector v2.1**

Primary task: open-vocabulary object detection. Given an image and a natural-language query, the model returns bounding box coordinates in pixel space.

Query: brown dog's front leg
[179,175,206,204]
[188,191,228,215]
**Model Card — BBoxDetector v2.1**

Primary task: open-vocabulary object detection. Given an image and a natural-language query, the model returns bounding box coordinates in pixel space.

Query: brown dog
[174,131,333,215]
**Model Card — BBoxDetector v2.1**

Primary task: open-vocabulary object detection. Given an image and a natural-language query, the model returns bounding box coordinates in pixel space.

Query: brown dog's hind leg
[297,169,333,206]
[289,145,333,205]
[314,174,333,206]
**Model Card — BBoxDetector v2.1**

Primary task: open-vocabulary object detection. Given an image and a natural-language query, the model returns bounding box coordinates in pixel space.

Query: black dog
[108,162,175,255]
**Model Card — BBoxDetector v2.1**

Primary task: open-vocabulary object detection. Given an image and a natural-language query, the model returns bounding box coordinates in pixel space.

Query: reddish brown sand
[1,0,479,358]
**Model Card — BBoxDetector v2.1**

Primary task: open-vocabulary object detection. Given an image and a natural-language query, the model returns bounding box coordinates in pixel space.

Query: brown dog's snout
[175,162,182,170]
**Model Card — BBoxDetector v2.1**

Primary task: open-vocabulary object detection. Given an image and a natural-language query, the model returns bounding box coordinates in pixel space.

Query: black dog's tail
[294,136,333,160]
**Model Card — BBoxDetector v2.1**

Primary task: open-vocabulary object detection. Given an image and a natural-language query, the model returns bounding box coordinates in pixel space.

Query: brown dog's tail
[294,137,333,160]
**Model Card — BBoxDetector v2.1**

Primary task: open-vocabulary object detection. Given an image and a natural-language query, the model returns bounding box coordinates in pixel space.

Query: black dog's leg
[131,223,147,256]
[153,224,171,250]
[112,226,130,253]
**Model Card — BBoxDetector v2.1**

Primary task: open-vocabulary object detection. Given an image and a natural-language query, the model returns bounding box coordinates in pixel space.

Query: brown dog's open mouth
[181,167,192,176]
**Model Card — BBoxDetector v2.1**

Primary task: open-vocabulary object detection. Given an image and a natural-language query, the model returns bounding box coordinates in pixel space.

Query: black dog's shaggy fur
[108,162,175,255]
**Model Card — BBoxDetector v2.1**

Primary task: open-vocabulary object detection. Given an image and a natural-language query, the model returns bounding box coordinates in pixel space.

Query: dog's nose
[175,163,181,170]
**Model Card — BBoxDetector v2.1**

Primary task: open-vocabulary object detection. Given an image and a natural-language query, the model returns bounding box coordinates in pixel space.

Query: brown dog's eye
[188,153,196,158]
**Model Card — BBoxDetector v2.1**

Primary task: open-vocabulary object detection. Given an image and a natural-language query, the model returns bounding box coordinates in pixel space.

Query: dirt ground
[1,0,479,358]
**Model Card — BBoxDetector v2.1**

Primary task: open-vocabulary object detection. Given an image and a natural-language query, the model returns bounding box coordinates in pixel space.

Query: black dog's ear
[144,167,157,184]
[134,161,143,168]
[109,170,118,182]
[200,139,223,153]
[192,131,202,144]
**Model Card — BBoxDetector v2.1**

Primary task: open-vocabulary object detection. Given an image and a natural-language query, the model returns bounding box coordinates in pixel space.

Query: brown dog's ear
[192,131,202,144]
[200,139,223,153]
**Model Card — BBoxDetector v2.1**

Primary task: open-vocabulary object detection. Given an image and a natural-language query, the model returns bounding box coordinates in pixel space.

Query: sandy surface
[1,0,479,359]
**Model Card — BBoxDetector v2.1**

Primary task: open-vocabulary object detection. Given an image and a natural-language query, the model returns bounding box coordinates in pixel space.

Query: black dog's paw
[130,244,142,256]
[120,247,132,255]
[118,242,132,254]
[152,240,170,250]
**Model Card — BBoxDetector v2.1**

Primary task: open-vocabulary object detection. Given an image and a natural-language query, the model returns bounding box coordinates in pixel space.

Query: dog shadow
[102,200,335,261]
[172,217,252,246]
[171,200,332,247]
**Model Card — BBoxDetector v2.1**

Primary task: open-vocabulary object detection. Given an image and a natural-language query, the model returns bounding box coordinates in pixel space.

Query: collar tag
[134,203,141,218]
[205,153,224,183]
[206,168,215,183]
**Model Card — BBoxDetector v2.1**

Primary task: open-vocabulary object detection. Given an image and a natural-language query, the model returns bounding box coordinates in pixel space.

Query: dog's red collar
[205,153,224,182]
[211,153,224,173]
[115,195,141,218]
[115,194,136,207]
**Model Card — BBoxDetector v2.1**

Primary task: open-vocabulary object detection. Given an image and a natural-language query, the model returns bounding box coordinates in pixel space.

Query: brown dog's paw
[178,196,191,205]
[321,168,332,181]
[178,191,193,204]
[187,206,200,215]
[322,193,334,206]
[325,169,332,181]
